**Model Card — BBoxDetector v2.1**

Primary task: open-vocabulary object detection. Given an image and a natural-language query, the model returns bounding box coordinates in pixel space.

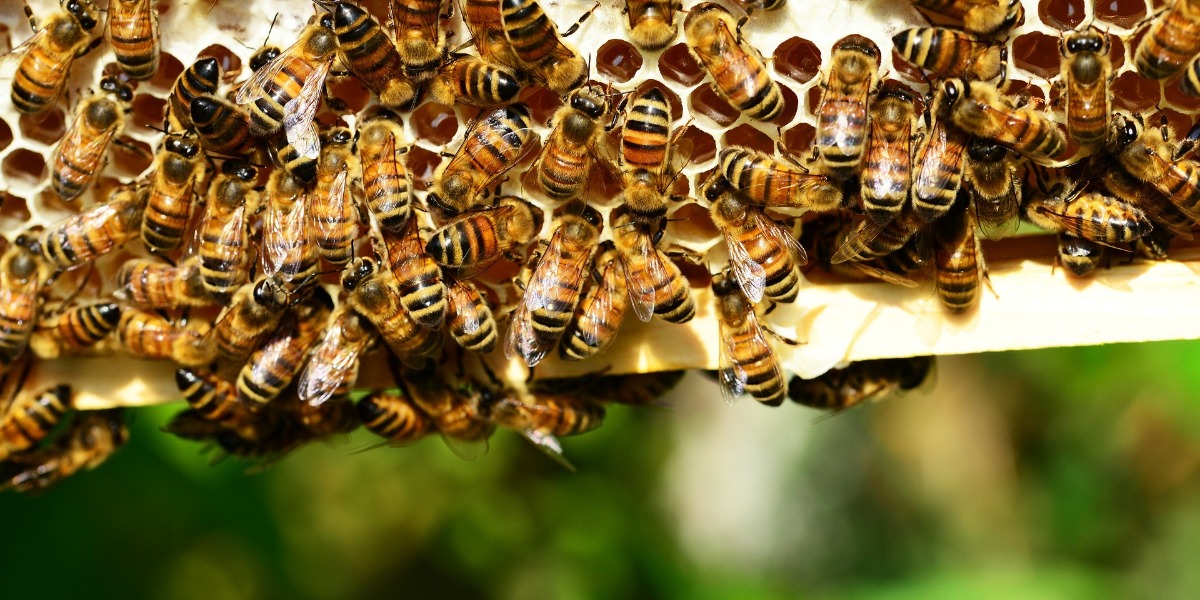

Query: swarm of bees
[0,0,1191,491]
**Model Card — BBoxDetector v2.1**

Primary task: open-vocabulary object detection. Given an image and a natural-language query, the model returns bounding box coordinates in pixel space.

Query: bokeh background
[5,343,1200,599]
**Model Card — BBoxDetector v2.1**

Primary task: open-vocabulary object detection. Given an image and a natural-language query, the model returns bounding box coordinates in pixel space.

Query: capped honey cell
[774,37,822,84]
[660,43,706,86]
[598,39,643,83]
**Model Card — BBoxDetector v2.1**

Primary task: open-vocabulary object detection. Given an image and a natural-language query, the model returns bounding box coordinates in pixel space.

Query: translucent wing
[757,209,809,266]
[848,262,922,288]
[441,433,491,461]
[831,218,887,264]
[283,59,332,160]
[717,317,748,406]
[505,301,552,366]
[621,230,673,322]
[973,189,1022,240]
[233,40,298,105]
[578,261,623,349]
[723,229,768,304]
[521,227,575,314]
[314,167,353,243]
[297,328,368,408]
[517,428,576,472]
[451,281,483,336]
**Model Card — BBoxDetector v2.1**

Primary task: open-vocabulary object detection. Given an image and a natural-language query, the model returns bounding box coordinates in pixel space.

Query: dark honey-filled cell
[659,43,706,87]
[771,85,800,127]
[150,53,185,91]
[690,86,739,127]
[723,124,775,155]
[1163,73,1200,111]
[782,123,816,157]
[0,193,31,226]
[1013,31,1063,80]
[2,149,46,186]
[412,103,459,146]
[519,86,564,125]
[693,166,718,193]
[132,94,168,130]
[18,108,65,145]
[636,79,684,121]
[111,139,154,178]
[0,118,11,152]
[679,125,717,164]
[1006,79,1047,107]
[807,86,823,116]
[198,44,243,84]
[1151,108,1191,139]
[774,37,822,85]
[407,146,442,191]
[1039,0,1086,29]
[598,39,643,83]
[667,202,721,246]
[674,257,713,289]
[1113,70,1162,112]
[326,77,371,114]
[671,175,689,199]
[1109,33,1126,71]
[1094,0,1147,28]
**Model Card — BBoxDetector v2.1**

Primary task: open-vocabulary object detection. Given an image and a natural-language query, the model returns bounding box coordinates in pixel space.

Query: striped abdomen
[142,170,199,254]
[107,0,159,80]
[1135,2,1200,80]
[358,122,412,232]
[437,56,521,106]
[537,131,592,201]
[51,99,121,201]
[560,253,628,361]
[169,58,219,130]
[912,117,968,222]
[40,193,145,268]
[332,3,406,92]
[198,201,248,301]
[384,224,447,329]
[11,13,88,115]
[0,282,38,363]
[425,211,504,268]
[724,311,786,405]
[247,54,314,136]
[1050,193,1152,244]
[238,318,311,406]
[622,87,672,172]
[446,280,497,353]
[861,98,913,224]
[175,368,256,429]
[0,385,71,460]
[933,203,979,313]
[501,0,564,65]
[190,96,257,156]
[34,303,121,358]
[358,390,436,443]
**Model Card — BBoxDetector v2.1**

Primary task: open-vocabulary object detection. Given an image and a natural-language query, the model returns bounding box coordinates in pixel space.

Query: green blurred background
[4,343,1200,599]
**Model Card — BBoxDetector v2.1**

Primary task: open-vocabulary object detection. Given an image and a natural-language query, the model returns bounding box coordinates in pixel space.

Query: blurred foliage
[4,342,1200,599]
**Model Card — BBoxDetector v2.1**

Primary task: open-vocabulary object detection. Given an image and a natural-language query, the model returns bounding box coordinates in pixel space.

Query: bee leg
[763,324,802,346]
[22,0,36,32]
[735,15,750,44]
[78,35,105,59]
[1175,123,1200,161]
[560,2,600,37]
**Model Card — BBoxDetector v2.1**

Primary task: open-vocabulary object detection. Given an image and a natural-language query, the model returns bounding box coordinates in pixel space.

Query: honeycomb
[0,0,1194,421]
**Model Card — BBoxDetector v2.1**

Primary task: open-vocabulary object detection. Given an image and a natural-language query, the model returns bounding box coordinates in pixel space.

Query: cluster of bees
[0,0,1196,491]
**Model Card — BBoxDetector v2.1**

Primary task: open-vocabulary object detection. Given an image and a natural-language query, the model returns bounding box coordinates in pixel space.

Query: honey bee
[712,268,789,406]
[8,0,100,115]
[912,88,970,223]
[294,396,360,438]
[830,209,925,264]
[861,85,917,224]
[1098,165,1194,241]
[610,209,695,323]
[560,243,628,361]
[625,0,680,50]
[933,196,982,313]
[30,302,121,359]
[312,128,360,266]
[942,78,1066,161]
[198,160,260,302]
[297,305,377,409]
[26,184,147,269]
[357,117,413,233]
[48,77,133,202]
[236,289,332,406]
[1057,233,1104,277]
[425,196,539,274]
[399,367,494,459]
[446,278,498,354]
[341,258,444,361]
[481,386,605,464]
[1060,27,1112,146]
[1107,112,1200,225]
[1181,54,1200,97]
[117,309,213,366]
[461,0,508,65]
[356,389,437,445]
[1135,0,1200,80]
[620,87,690,228]
[141,135,205,254]
[911,0,1022,37]
[262,170,319,294]
[963,137,1021,239]
[189,95,259,157]
[385,0,445,85]
[1024,190,1152,245]
[706,178,807,305]
[330,3,415,108]
[167,58,220,131]
[428,54,524,107]
[506,212,600,367]
[208,275,290,367]
[115,257,214,308]
[816,35,881,180]
[684,3,781,121]
[787,356,935,411]
[163,408,304,462]
[499,0,590,93]
[718,147,844,212]
[1136,228,1175,261]
[234,21,338,160]
[1,408,127,492]
[106,0,159,80]
[380,218,447,330]
[0,245,52,365]
[891,27,1004,81]
[177,367,258,429]
[428,103,536,216]
[594,370,685,405]
[0,382,72,461]
[534,87,614,203]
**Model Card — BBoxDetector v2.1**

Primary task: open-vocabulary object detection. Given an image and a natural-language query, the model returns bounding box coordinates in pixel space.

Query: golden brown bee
[1098,165,1195,241]
[506,212,600,367]
[176,367,272,442]
[384,0,445,86]
[706,178,807,305]
[428,103,536,216]
[963,137,1021,240]
[445,278,498,354]
[208,275,290,367]
[106,0,158,80]
[164,408,304,461]
[425,196,539,274]
[499,0,590,93]
[262,170,319,294]
[1135,0,1200,80]
[117,309,213,367]
[357,117,413,233]
[312,128,360,266]
[189,95,259,157]
[816,35,881,180]
[933,196,982,314]
[168,58,219,131]
[625,0,680,50]
[30,302,121,359]
[911,0,1022,37]
[712,268,788,406]
[787,356,935,411]
[294,396,360,438]
[912,89,970,223]
[380,218,447,330]
[329,3,415,108]
[1107,112,1200,225]
[297,305,377,409]
[27,184,147,269]
[718,147,844,212]
[461,0,509,65]
[141,136,205,254]
[861,85,917,224]
[1181,53,1200,97]
[342,258,444,361]
[1025,190,1152,245]
[8,0,99,115]
[830,209,925,264]
[685,3,781,121]
[1,408,127,492]
[1060,27,1112,146]
[593,370,685,405]
[560,243,628,361]
[400,368,494,459]
[534,87,614,203]
[942,78,1066,161]
[620,87,689,228]
[198,160,260,302]
[115,257,213,309]
[0,383,72,461]
[1136,228,1175,261]
[891,27,1004,81]
[1057,233,1105,277]
[481,387,605,460]
[356,389,437,445]
[610,209,695,324]
[0,245,52,365]
[236,289,332,406]
[427,54,524,107]
[48,77,133,201]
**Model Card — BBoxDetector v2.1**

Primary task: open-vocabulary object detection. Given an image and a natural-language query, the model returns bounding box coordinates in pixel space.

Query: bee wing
[723,230,767,304]
[759,211,809,267]
[517,428,577,472]
[441,432,491,461]
[314,167,353,240]
[283,60,332,160]
[261,195,306,278]
[233,41,297,105]
[717,318,748,406]
[830,218,887,264]
[848,262,922,288]
[974,191,1022,240]
[451,282,484,336]
[297,335,367,408]
[618,233,669,322]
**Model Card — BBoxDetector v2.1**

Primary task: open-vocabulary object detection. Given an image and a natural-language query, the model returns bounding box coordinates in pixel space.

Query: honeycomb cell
[1006,79,1047,108]
[1095,0,1147,28]
[150,53,185,91]
[807,86,823,116]
[112,139,154,178]
[1113,70,1161,112]
[659,43,705,87]
[667,202,720,246]
[519,86,564,125]
[598,39,642,83]
[0,118,11,152]
[0,193,31,226]
[671,174,690,199]
[637,79,684,121]
[693,165,718,192]
[1013,31,1063,80]
[774,37,821,85]
[771,85,800,127]
[723,124,775,155]
[17,107,65,145]
[132,94,168,130]
[2,149,46,186]
[1163,74,1200,111]
[782,123,816,157]
[407,146,442,191]
[197,44,243,84]
[1109,33,1126,71]
[326,77,371,114]
[690,86,739,127]
[674,257,712,289]
[678,125,717,164]
[412,103,459,146]
[1039,0,1086,29]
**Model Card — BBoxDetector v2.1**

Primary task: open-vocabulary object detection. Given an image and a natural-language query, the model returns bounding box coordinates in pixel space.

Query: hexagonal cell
[18,107,66,146]
[519,86,563,125]
[667,202,720,246]
[150,53,185,91]
[774,36,821,85]
[1113,70,1161,112]
[598,39,642,83]
[690,85,739,127]
[807,85,823,116]
[659,43,705,87]
[636,79,684,121]
[674,257,712,289]
[1163,73,1200,111]
[1039,0,1086,29]
[1006,79,1047,108]
[0,193,31,228]
[1012,31,1063,80]
[111,138,154,178]
[412,103,459,146]
[723,124,775,155]
[2,149,46,186]
[326,77,371,114]
[782,123,817,157]
[0,118,11,153]
[1108,33,1127,71]
[1095,0,1148,28]
[197,44,244,84]
[132,94,168,130]
[678,125,717,164]
[407,146,442,191]
[1150,107,1191,139]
